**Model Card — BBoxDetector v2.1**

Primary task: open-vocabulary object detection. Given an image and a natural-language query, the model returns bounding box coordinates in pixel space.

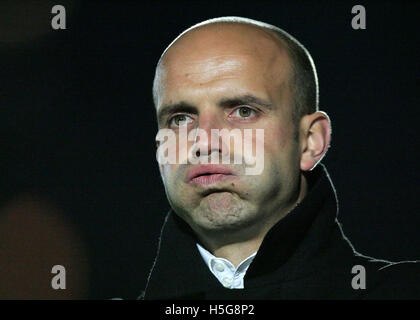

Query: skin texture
[154,23,331,266]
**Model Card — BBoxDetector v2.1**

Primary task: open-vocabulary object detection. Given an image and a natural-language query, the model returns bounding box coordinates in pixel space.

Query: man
[140,17,419,299]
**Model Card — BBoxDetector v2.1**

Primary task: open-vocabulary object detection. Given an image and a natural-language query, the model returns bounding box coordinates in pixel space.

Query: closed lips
[186,165,234,183]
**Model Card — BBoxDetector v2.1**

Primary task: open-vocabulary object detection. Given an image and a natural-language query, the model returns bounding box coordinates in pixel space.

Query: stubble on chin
[190,191,254,231]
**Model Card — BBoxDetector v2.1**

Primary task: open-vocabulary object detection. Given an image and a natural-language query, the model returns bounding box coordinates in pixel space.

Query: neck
[197,173,308,267]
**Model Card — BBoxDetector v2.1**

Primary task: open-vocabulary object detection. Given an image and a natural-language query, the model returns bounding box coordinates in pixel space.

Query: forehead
[155,23,293,108]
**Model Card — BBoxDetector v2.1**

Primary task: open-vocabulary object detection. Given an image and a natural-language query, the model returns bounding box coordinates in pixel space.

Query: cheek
[263,122,290,157]
[161,163,178,185]
[262,122,299,172]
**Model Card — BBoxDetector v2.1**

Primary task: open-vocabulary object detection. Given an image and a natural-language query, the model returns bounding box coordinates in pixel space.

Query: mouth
[187,164,237,186]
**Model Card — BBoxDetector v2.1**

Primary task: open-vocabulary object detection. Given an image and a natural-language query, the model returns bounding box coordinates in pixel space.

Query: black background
[1,0,419,299]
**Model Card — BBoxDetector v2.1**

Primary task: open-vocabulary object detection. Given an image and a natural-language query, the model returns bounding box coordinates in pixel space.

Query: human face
[154,25,303,236]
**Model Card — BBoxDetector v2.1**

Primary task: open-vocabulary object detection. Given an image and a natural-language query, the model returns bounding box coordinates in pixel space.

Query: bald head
[153,17,318,127]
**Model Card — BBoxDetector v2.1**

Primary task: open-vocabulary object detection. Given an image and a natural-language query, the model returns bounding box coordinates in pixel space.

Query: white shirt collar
[196,243,257,289]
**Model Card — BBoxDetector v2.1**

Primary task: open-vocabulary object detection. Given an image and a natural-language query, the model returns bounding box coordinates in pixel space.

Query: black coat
[141,165,420,299]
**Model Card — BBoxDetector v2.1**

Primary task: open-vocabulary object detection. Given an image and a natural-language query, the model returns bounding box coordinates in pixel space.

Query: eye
[231,106,257,119]
[169,114,193,127]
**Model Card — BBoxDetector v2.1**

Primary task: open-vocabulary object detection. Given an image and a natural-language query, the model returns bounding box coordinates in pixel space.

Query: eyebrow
[218,94,273,110]
[157,94,273,125]
[157,102,197,125]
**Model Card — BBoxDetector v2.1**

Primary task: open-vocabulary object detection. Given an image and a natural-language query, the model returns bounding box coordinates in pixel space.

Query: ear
[299,111,332,171]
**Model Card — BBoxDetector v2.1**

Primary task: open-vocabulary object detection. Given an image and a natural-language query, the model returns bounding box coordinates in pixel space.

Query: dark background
[0,0,419,299]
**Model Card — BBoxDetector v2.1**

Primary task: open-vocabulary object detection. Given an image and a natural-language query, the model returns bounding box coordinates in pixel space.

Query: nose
[191,112,228,160]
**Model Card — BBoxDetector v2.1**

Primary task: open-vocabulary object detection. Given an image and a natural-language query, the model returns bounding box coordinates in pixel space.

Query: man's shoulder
[314,244,420,299]
[362,261,420,299]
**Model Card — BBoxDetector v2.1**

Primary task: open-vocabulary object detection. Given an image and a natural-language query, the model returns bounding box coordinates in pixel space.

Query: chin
[194,217,248,233]
[192,201,254,231]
